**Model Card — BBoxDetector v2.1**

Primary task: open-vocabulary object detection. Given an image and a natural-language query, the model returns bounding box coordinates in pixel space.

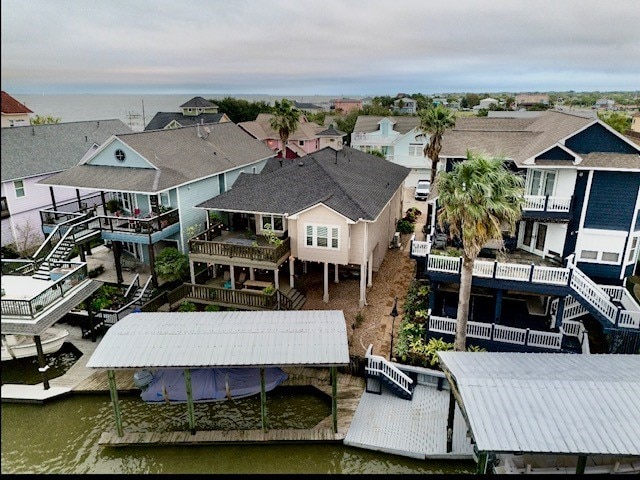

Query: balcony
[188,223,291,268]
[522,195,573,221]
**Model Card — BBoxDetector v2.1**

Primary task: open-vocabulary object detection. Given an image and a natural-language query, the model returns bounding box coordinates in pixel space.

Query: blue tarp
[140,367,289,403]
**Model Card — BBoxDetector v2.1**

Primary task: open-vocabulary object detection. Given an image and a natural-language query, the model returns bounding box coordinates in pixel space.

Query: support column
[446,390,455,453]
[49,186,58,212]
[78,245,86,263]
[429,281,438,313]
[230,265,236,290]
[260,368,268,432]
[189,260,196,284]
[331,366,338,433]
[274,268,279,290]
[494,289,503,325]
[112,241,124,285]
[367,252,373,287]
[334,264,339,284]
[554,296,566,330]
[289,257,295,288]
[35,336,50,390]
[323,262,329,303]
[107,370,124,437]
[476,451,489,474]
[76,188,82,211]
[249,267,255,281]
[576,454,588,474]
[359,263,367,308]
[184,369,196,435]
[148,239,158,289]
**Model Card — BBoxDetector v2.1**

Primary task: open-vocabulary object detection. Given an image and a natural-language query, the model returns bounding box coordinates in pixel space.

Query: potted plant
[106,199,122,214]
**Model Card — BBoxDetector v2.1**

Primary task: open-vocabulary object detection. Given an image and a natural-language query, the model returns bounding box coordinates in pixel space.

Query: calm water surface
[1,389,475,474]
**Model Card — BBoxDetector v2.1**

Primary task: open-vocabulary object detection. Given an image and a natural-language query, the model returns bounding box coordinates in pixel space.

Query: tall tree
[270,98,301,159]
[418,105,457,184]
[436,152,524,351]
[30,115,61,125]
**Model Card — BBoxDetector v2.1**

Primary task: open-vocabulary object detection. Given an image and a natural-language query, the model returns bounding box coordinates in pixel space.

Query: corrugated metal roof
[87,310,350,369]
[438,352,640,456]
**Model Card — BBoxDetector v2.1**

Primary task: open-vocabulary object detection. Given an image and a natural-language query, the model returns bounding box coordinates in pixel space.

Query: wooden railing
[189,231,291,264]
[165,283,293,311]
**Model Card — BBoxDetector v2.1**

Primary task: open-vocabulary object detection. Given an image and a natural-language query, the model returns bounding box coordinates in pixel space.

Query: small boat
[1,327,70,362]
[134,367,289,403]
[493,453,640,474]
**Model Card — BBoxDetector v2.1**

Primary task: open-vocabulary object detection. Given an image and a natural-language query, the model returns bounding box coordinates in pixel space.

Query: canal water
[1,349,475,474]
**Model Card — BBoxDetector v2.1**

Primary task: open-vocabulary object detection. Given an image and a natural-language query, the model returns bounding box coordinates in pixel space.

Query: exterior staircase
[32,237,75,280]
[282,288,306,310]
[364,345,414,400]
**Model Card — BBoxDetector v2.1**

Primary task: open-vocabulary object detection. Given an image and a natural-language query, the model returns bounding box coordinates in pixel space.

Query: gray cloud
[2,0,639,94]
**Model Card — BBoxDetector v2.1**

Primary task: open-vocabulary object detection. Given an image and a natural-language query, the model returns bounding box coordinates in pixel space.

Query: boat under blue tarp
[138,367,289,403]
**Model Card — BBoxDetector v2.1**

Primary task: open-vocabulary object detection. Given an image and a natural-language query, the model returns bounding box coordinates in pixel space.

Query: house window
[13,180,25,198]
[218,173,226,194]
[628,237,639,262]
[306,224,339,249]
[159,192,170,208]
[580,250,598,260]
[261,214,284,232]
[299,141,304,146]
[527,170,556,196]
[601,252,619,262]
[409,145,423,156]
[114,149,126,162]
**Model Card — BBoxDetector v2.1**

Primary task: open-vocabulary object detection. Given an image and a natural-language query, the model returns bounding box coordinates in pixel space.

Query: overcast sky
[2,0,639,96]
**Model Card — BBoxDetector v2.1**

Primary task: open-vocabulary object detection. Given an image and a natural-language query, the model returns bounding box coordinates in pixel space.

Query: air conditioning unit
[391,232,401,248]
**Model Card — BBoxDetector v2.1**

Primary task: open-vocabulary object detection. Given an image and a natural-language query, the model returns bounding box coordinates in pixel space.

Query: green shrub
[205,304,221,312]
[396,220,414,234]
[178,301,197,312]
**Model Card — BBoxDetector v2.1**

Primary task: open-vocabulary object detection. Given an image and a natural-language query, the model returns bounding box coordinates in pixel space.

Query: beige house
[1,91,32,127]
[193,146,410,307]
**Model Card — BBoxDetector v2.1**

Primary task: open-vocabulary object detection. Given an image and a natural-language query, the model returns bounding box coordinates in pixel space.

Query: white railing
[523,195,572,212]
[495,263,531,281]
[365,345,413,397]
[569,267,618,324]
[561,320,591,354]
[473,260,495,278]
[618,311,640,329]
[531,266,570,285]
[428,255,460,274]
[411,239,431,257]
[427,316,562,350]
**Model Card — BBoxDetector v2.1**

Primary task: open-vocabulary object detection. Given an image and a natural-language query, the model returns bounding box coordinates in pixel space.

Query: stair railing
[365,344,413,398]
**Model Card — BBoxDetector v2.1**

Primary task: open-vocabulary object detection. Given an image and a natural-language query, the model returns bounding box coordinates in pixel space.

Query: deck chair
[236,271,247,287]
[223,270,232,289]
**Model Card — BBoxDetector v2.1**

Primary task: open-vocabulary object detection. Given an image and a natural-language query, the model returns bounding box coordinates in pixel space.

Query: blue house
[412,110,640,354]
[38,122,275,287]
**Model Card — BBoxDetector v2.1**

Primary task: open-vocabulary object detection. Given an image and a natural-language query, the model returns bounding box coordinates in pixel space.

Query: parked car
[414,179,431,200]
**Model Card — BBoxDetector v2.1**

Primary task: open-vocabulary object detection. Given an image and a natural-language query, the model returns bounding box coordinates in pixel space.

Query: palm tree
[417,104,457,184]
[270,98,301,159]
[435,151,525,351]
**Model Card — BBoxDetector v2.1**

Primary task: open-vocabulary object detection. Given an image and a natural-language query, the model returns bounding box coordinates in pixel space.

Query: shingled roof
[239,114,326,142]
[352,115,420,135]
[440,110,638,168]
[144,112,228,131]
[179,96,218,109]
[196,146,410,221]
[2,119,132,182]
[39,122,275,193]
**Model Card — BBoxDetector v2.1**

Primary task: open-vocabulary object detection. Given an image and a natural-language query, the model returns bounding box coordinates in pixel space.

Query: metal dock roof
[86,310,350,369]
[438,352,640,457]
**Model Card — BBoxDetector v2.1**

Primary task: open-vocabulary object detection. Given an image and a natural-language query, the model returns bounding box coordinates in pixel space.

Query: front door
[535,224,547,253]
[520,220,547,256]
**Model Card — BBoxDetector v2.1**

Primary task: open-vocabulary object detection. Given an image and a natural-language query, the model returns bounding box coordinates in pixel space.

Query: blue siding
[537,146,575,161]
[88,139,154,168]
[636,208,640,231]
[576,261,623,285]
[565,124,639,154]
[584,171,639,230]
[563,170,588,258]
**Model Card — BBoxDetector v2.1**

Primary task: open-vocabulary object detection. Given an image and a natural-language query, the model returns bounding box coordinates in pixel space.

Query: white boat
[493,453,640,474]
[1,327,70,361]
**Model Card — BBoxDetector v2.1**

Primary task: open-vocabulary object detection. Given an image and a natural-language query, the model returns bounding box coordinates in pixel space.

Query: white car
[414,179,431,200]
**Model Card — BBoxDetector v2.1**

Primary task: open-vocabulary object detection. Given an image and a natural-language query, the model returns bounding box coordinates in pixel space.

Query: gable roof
[238,114,326,142]
[439,110,639,168]
[353,115,420,135]
[39,122,275,193]
[1,91,33,115]
[144,112,228,131]
[179,96,218,109]
[196,146,410,222]
[1,119,132,183]
[317,125,346,137]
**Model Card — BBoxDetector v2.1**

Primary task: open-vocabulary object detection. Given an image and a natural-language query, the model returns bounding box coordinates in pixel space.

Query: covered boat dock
[86,309,351,446]
[438,352,640,474]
